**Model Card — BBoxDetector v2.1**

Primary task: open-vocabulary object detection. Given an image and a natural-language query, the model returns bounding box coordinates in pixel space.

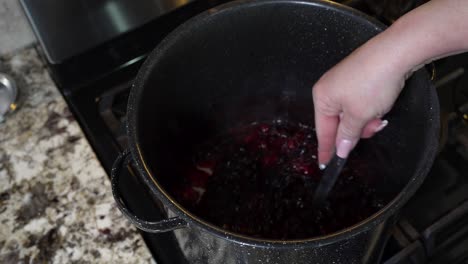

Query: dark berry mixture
[172,120,386,239]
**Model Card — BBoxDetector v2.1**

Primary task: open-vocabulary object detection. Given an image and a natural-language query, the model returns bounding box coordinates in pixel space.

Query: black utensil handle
[313,154,347,206]
[111,149,188,233]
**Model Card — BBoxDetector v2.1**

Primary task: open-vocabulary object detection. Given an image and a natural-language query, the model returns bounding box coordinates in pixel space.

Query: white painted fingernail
[319,164,326,170]
[375,120,389,133]
[336,139,354,158]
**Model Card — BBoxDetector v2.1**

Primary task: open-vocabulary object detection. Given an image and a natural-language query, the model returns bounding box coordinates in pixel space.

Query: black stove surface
[23,0,468,263]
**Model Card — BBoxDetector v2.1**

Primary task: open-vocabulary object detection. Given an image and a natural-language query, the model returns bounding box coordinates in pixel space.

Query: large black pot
[111,0,439,263]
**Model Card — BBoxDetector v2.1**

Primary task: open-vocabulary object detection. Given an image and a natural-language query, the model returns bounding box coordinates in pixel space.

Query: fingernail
[336,139,354,158]
[319,164,326,170]
[375,120,389,133]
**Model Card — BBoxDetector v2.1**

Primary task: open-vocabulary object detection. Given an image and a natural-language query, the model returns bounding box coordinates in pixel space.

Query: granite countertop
[0,48,154,263]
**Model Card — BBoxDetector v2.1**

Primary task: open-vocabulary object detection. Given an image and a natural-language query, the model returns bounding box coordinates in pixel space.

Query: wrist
[380,0,468,75]
[351,26,415,84]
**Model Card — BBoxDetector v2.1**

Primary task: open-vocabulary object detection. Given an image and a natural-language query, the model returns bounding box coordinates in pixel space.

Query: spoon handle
[312,154,347,207]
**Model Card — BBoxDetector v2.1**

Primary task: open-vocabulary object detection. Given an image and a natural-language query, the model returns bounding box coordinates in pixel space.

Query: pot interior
[132,0,437,240]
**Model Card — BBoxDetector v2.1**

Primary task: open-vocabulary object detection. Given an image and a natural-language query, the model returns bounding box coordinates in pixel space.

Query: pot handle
[111,149,188,233]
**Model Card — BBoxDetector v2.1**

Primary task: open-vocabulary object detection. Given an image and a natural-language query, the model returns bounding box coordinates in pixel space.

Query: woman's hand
[312,39,406,167]
[312,0,468,167]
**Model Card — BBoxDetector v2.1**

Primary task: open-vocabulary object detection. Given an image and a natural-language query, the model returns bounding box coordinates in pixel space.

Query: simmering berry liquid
[172,120,386,239]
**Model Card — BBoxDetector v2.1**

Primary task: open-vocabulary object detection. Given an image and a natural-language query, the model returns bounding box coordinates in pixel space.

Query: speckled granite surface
[0,48,154,263]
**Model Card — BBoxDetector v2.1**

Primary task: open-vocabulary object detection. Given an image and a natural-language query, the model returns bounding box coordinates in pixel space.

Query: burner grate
[98,81,132,149]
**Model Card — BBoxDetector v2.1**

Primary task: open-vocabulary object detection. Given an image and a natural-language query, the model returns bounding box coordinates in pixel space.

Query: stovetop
[22,0,468,263]
[100,54,468,264]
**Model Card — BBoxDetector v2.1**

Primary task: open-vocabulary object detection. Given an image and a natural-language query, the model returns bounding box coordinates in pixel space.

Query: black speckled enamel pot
[111,0,439,263]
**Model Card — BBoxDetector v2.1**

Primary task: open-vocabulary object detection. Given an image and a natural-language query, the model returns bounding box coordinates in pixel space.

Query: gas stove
[21,0,468,263]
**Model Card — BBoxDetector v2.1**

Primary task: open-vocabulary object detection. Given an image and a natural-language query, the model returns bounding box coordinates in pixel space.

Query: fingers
[316,116,392,166]
[314,111,339,168]
[361,118,388,138]
[335,114,390,158]
[335,113,368,159]
[315,110,390,167]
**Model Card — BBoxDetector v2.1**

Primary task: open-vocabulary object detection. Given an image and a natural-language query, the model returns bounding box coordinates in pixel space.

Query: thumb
[335,114,368,159]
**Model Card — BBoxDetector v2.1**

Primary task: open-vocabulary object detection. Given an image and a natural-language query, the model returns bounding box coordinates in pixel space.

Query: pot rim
[127,0,440,249]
